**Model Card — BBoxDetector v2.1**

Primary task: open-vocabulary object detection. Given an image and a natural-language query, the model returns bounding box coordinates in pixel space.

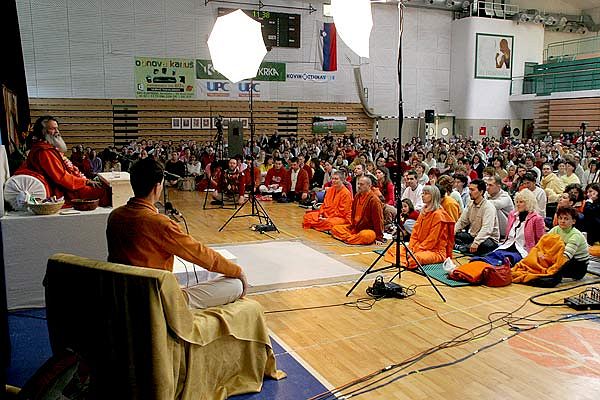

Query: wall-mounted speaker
[425,109,435,124]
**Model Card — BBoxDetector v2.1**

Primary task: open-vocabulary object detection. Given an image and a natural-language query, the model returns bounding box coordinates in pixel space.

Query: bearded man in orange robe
[303,171,352,231]
[331,176,384,245]
[385,185,455,269]
[17,116,109,205]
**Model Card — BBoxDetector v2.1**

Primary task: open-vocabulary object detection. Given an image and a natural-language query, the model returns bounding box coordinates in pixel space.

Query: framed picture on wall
[2,85,20,155]
[475,33,514,80]
[181,117,191,129]
[191,117,201,129]
[240,118,249,129]
[222,118,230,128]
[171,118,181,129]
[201,117,211,129]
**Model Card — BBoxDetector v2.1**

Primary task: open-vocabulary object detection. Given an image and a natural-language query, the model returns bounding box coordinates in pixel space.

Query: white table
[1,207,112,309]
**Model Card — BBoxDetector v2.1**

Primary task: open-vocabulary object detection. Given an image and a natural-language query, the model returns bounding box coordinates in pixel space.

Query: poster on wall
[2,85,20,155]
[312,116,347,133]
[475,33,513,80]
[135,57,195,99]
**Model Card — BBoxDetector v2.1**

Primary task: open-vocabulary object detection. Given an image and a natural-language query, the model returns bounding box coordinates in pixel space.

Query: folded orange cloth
[449,261,490,283]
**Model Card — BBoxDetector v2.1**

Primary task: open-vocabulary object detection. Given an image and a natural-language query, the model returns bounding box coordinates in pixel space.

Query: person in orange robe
[107,158,248,309]
[439,185,461,222]
[331,176,384,245]
[385,185,455,269]
[17,116,109,205]
[303,171,352,232]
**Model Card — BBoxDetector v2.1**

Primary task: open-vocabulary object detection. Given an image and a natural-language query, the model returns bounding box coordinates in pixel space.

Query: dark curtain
[1,0,31,386]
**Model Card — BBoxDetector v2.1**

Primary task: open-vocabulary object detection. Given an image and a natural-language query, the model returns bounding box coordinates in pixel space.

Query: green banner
[135,57,195,99]
[196,59,286,82]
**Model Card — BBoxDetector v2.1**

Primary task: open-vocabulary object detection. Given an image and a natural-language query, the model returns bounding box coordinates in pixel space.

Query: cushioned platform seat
[44,253,285,400]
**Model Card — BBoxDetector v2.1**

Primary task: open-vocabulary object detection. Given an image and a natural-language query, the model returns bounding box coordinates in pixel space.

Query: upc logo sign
[238,82,260,93]
[206,82,230,91]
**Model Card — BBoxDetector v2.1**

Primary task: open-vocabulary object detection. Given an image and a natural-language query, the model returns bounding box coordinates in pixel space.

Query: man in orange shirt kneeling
[106,158,248,309]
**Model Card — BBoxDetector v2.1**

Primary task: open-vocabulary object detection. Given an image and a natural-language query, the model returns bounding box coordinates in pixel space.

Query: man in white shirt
[401,170,424,211]
[521,172,547,218]
[485,176,514,239]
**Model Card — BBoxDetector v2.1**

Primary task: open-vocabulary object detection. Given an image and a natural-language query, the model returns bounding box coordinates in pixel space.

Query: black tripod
[346,3,444,302]
[219,79,278,232]
[202,118,236,210]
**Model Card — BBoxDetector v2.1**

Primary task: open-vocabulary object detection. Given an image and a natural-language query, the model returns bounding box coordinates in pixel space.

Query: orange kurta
[440,195,461,222]
[331,190,383,245]
[107,197,242,278]
[384,207,455,269]
[303,185,352,231]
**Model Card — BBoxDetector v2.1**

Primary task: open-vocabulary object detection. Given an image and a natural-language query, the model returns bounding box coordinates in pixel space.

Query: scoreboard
[218,8,301,48]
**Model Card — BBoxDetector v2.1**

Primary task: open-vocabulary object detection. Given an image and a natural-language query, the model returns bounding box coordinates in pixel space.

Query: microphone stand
[220,79,278,232]
[346,3,444,302]
[160,171,182,214]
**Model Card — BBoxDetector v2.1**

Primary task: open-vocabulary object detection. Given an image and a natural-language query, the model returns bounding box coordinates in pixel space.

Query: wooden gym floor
[170,189,600,400]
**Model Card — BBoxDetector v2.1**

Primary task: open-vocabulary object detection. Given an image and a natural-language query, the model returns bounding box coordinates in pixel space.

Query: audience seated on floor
[384,185,455,269]
[583,182,600,245]
[454,179,500,255]
[303,171,352,232]
[331,176,384,245]
[473,189,545,267]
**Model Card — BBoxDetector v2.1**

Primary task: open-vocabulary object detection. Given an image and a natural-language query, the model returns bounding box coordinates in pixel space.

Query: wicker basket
[71,198,99,211]
[29,200,65,215]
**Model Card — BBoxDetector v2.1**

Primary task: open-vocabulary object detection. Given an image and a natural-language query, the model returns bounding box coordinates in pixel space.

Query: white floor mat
[215,241,362,293]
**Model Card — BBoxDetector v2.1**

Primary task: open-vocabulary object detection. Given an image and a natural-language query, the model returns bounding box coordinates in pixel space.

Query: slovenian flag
[321,22,337,71]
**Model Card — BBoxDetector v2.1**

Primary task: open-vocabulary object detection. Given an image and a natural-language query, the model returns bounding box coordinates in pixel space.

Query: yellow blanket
[512,233,567,283]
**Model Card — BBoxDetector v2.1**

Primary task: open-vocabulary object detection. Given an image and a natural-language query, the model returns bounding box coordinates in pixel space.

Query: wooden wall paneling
[28,98,374,150]
[547,97,600,133]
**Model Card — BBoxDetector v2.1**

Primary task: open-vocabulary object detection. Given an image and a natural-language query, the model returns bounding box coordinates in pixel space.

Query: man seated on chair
[211,158,245,206]
[17,115,109,205]
[384,185,455,269]
[107,157,248,309]
[259,158,289,199]
[454,179,500,255]
[303,171,352,232]
[281,157,309,203]
[331,176,384,245]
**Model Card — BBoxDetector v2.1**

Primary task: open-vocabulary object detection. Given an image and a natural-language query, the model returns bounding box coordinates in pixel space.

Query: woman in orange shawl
[384,185,455,269]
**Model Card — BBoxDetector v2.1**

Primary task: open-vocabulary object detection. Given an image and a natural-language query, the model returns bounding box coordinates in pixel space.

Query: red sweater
[264,167,289,189]
[285,168,309,193]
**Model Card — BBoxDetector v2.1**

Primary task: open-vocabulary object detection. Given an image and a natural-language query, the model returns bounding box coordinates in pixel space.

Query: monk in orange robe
[385,185,455,269]
[440,193,461,222]
[331,176,384,245]
[303,171,352,231]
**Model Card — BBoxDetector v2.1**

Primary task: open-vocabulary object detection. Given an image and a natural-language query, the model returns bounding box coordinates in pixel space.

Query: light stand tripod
[203,118,235,210]
[346,3,444,302]
[219,79,278,232]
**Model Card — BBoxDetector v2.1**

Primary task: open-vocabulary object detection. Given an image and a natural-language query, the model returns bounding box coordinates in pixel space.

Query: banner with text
[196,59,286,82]
[197,80,269,99]
[286,71,335,83]
[135,57,195,99]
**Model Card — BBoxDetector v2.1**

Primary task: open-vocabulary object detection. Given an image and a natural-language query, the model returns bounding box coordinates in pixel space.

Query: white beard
[45,133,67,153]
